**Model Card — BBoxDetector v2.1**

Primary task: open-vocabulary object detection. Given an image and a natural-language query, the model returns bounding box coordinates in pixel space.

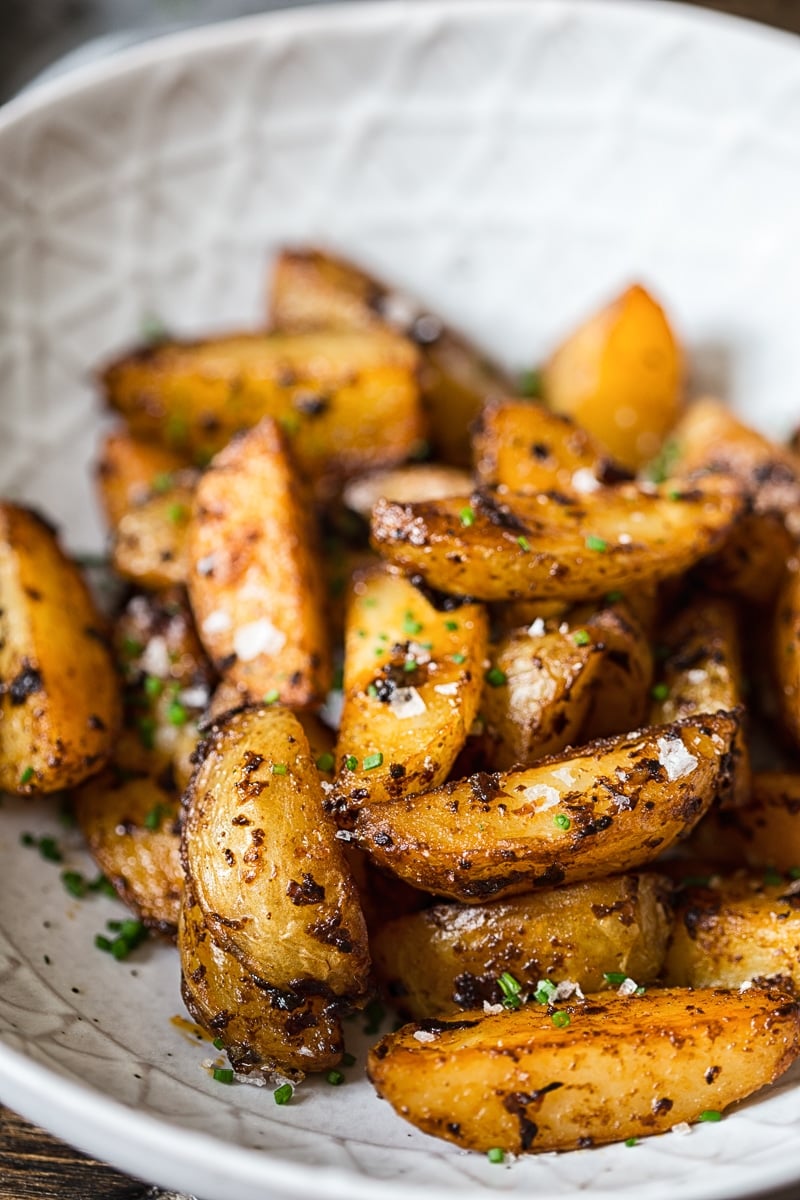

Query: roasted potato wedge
[74,761,182,934]
[179,887,343,1079]
[696,513,794,608]
[354,712,737,902]
[372,872,672,1019]
[102,330,423,492]
[183,706,370,999]
[650,595,748,807]
[577,600,654,740]
[371,478,742,603]
[473,399,628,495]
[96,429,190,530]
[268,247,511,466]
[111,475,197,589]
[542,284,684,471]
[343,465,472,520]
[368,984,800,1153]
[0,503,120,794]
[686,772,800,873]
[332,565,488,810]
[187,419,330,708]
[665,872,800,989]
[774,558,800,750]
[481,623,602,769]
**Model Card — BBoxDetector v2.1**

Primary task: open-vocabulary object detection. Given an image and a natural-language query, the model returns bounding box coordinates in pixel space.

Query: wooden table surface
[3,1,800,1197]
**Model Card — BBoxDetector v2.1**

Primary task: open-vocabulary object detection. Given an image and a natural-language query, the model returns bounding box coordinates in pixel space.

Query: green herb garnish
[554,813,571,831]
[272,763,288,776]
[698,1110,722,1123]
[263,689,280,705]
[363,752,383,771]
[316,752,335,773]
[274,1083,293,1105]
[485,667,507,688]
[573,630,590,646]
[487,1147,506,1164]
[326,1069,345,1086]
[651,682,670,701]
[403,613,423,635]
[517,535,531,552]
[497,971,523,1011]
[585,535,608,553]
[212,1067,234,1084]
[344,755,358,772]
[19,766,34,786]
[61,871,88,899]
[534,979,557,1005]
[459,506,475,527]
[551,1010,570,1028]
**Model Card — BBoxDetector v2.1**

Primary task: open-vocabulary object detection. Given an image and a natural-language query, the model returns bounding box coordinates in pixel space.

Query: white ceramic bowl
[2,3,800,1199]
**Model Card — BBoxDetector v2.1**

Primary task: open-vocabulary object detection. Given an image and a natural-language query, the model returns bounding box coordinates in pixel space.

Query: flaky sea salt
[671,1123,692,1137]
[233,618,286,662]
[528,618,546,638]
[413,1029,437,1043]
[571,468,601,494]
[617,977,639,997]
[523,783,561,810]
[656,736,698,781]
[202,609,231,636]
[389,686,427,719]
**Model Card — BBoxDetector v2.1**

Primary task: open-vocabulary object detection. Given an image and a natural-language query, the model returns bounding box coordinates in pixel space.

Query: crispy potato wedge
[371,478,742,603]
[183,706,370,999]
[268,247,511,466]
[650,595,748,807]
[343,465,472,520]
[372,872,672,1019]
[368,984,800,1153]
[354,712,737,903]
[686,772,800,872]
[577,600,654,740]
[102,330,424,492]
[774,558,800,750]
[112,475,197,589]
[332,565,488,810]
[96,429,190,530]
[696,513,793,607]
[187,419,330,708]
[179,887,343,1079]
[542,284,684,471]
[473,399,628,495]
[0,504,120,794]
[74,761,182,934]
[481,624,602,769]
[665,872,800,989]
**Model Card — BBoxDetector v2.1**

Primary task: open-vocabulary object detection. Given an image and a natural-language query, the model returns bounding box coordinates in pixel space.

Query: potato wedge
[268,247,511,466]
[96,429,190,530]
[542,284,684,471]
[697,513,794,607]
[368,984,800,1153]
[665,872,800,989]
[372,873,672,1019]
[650,595,748,807]
[472,399,628,495]
[343,465,472,520]
[371,477,742,603]
[575,600,654,740]
[332,565,488,810]
[354,712,738,902]
[179,887,343,1079]
[183,706,370,999]
[481,623,602,769]
[686,772,800,872]
[74,761,182,934]
[101,330,424,492]
[774,558,800,750]
[112,475,197,589]
[0,504,120,794]
[187,418,330,708]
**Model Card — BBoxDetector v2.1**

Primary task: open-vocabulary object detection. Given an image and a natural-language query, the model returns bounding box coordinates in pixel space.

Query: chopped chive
[95,935,113,953]
[144,675,163,699]
[212,1037,225,1050]
[497,971,523,1010]
[651,682,670,701]
[605,590,623,603]
[444,619,459,631]
[20,832,36,847]
[635,985,647,996]
[764,868,783,887]
[362,598,378,608]
[333,666,344,689]
[551,1010,570,1028]
[403,658,417,673]
[573,630,590,646]
[518,367,543,398]
[274,1083,293,1105]
[485,667,507,688]
[167,700,188,726]
[272,763,288,775]
[263,689,280,705]
[667,488,682,501]
[88,874,117,899]
[62,870,87,899]
[374,647,385,657]
[326,1069,345,1086]
[363,752,383,771]
[19,766,34,786]
[554,813,571,831]
[644,438,680,484]
[95,918,147,961]
[403,613,424,635]
[366,683,378,698]
[122,637,144,659]
[140,312,169,344]
[698,1110,722,1123]
[38,836,63,863]
[342,1052,357,1067]
[315,752,335,773]
[603,972,627,986]
[487,1147,506,1164]
[517,535,531,552]
[451,653,466,664]
[137,716,156,750]
[789,867,800,880]
[585,535,608,553]
[144,803,167,831]
[534,979,557,1005]
[344,755,358,772]
[151,471,174,494]
[167,502,189,524]
[625,1137,638,1147]
[459,506,475,527]
[212,1067,234,1084]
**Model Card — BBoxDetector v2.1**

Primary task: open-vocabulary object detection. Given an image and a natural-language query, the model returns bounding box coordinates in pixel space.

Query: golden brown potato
[696,513,793,608]
[74,762,182,934]
[0,503,120,794]
[179,887,343,1079]
[472,399,628,495]
[650,595,748,807]
[686,772,800,873]
[268,247,511,466]
[187,419,330,708]
[372,872,672,1019]
[111,476,197,589]
[101,330,424,493]
[183,706,370,1000]
[664,872,800,990]
[371,478,742,603]
[368,984,800,1154]
[577,600,654,740]
[343,465,472,520]
[354,712,738,903]
[542,284,684,471]
[481,623,602,769]
[774,558,800,751]
[332,565,488,811]
[95,429,190,530]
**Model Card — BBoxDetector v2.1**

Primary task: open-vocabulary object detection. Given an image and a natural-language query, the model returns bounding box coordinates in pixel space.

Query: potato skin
[688,772,800,871]
[774,559,800,751]
[664,873,800,990]
[187,418,330,708]
[370,478,742,603]
[0,504,120,794]
[112,477,196,589]
[354,713,738,903]
[179,887,343,1079]
[182,706,370,999]
[580,601,654,740]
[368,985,800,1153]
[96,429,189,529]
[372,873,672,1019]
[343,465,472,520]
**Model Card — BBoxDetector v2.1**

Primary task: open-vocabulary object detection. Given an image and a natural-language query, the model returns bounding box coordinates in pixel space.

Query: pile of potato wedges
[5,247,800,1155]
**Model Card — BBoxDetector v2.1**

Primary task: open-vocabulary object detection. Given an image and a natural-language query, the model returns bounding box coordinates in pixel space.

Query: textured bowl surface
[2,2,800,1198]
